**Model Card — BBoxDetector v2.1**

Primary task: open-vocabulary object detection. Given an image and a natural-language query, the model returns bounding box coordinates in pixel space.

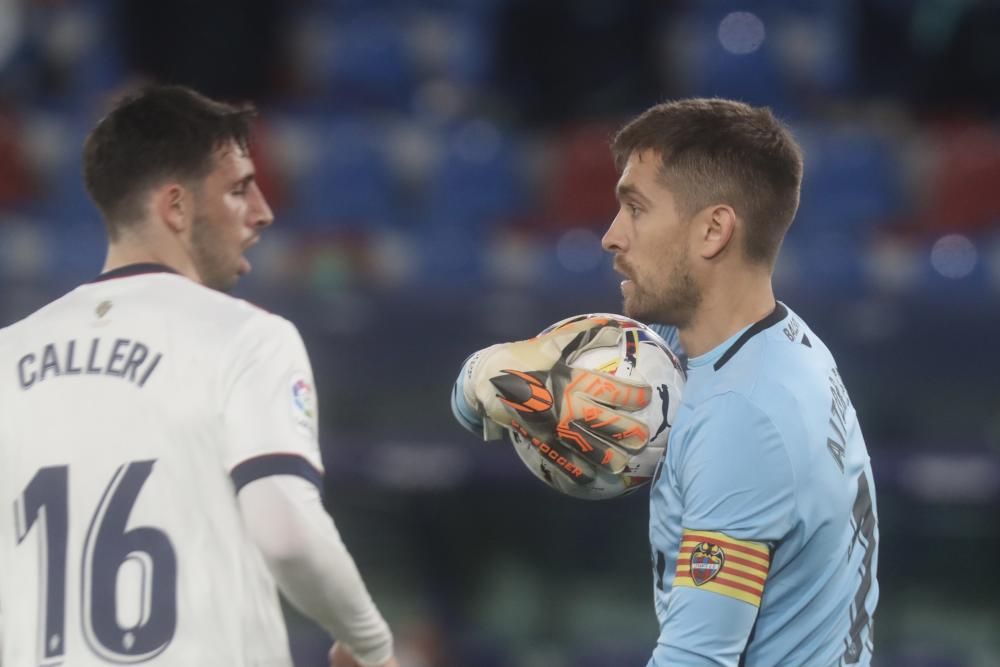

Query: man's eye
[629,204,641,216]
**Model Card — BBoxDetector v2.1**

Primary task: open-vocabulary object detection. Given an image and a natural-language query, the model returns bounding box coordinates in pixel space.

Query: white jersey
[0,264,325,667]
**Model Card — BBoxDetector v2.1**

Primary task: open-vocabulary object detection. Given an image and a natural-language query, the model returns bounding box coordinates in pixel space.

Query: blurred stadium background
[1,0,999,665]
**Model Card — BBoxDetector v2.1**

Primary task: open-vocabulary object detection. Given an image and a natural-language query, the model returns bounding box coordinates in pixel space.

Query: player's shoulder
[683,390,781,450]
[183,280,291,327]
[182,283,302,352]
[127,277,307,376]
[1,272,299,352]
[709,304,831,392]
[0,287,81,344]
[108,272,298,336]
[685,304,835,437]
[672,390,796,513]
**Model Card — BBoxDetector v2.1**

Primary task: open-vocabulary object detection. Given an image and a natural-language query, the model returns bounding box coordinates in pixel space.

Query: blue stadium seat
[289,118,396,231]
[679,1,858,112]
[413,12,492,86]
[50,219,106,281]
[782,124,902,291]
[426,122,524,225]
[323,13,416,109]
[23,1,126,106]
[421,121,527,277]
[781,227,867,293]
[795,124,903,234]
[677,4,792,112]
[782,2,857,95]
[28,112,103,227]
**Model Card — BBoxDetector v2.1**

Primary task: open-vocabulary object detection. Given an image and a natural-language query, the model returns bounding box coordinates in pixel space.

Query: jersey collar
[712,302,788,371]
[89,263,180,283]
[685,302,789,372]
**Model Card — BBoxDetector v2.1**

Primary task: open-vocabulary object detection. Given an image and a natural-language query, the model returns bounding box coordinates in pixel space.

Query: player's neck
[679,272,776,358]
[103,237,201,284]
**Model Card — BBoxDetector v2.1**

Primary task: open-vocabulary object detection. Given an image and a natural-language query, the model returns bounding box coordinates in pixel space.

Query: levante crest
[690,542,725,585]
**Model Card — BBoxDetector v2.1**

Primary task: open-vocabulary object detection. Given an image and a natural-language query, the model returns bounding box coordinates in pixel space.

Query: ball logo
[690,542,725,585]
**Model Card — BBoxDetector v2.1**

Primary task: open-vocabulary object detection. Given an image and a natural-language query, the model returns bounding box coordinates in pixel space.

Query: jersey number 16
[15,460,177,665]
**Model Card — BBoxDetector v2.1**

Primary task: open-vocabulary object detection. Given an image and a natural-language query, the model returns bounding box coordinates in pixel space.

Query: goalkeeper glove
[461,316,652,480]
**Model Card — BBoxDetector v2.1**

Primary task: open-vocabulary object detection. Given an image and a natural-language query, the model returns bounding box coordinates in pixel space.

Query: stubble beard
[190,211,239,293]
[623,255,701,328]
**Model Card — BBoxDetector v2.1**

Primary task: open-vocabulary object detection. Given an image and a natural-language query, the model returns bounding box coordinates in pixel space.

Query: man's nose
[602,212,628,253]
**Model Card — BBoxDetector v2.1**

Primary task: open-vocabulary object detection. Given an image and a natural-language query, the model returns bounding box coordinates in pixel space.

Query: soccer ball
[506,313,685,500]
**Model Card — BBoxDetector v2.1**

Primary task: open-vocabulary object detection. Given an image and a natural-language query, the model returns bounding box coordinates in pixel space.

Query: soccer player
[451,99,878,666]
[0,85,398,667]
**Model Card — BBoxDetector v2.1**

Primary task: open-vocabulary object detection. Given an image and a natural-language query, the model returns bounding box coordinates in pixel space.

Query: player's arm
[223,315,394,667]
[651,393,795,666]
[238,476,394,667]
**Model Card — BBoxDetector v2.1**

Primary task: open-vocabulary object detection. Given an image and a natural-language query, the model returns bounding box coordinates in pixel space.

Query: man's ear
[699,204,737,260]
[152,183,190,235]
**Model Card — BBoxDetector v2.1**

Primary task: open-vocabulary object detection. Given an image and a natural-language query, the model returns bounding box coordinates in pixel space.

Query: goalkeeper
[451,99,878,666]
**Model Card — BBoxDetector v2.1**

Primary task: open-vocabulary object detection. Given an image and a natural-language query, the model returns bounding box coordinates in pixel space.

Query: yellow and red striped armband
[673,529,771,607]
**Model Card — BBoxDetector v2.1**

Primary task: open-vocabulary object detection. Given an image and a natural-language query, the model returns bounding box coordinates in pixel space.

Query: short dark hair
[83,84,256,240]
[612,98,803,265]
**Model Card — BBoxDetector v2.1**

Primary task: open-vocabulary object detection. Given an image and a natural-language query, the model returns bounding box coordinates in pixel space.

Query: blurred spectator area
[1,0,998,296]
[2,2,1000,667]
[1,0,998,455]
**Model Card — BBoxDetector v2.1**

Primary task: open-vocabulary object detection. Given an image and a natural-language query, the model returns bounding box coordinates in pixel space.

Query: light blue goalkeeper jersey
[450,303,878,667]
[647,304,878,667]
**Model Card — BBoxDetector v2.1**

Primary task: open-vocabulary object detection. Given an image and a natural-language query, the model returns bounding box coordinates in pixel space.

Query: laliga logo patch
[293,379,315,418]
[690,542,725,585]
[290,374,316,435]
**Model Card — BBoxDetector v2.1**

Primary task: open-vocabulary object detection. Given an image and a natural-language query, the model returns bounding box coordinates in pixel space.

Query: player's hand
[328,642,399,667]
[463,316,653,479]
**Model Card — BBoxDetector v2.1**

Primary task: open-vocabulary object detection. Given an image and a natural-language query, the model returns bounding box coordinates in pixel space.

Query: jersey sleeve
[451,353,483,435]
[652,392,796,666]
[678,392,796,539]
[221,313,324,491]
[239,475,393,665]
[450,349,504,441]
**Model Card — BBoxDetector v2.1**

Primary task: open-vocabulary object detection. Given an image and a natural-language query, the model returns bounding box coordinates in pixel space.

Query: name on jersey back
[16,337,163,390]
